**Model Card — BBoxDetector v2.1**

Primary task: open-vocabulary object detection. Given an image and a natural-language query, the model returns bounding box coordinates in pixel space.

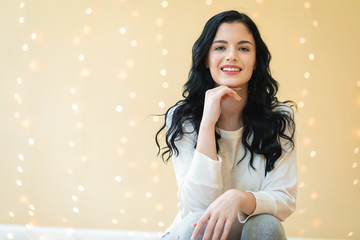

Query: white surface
[0,224,345,240]
[0,225,163,240]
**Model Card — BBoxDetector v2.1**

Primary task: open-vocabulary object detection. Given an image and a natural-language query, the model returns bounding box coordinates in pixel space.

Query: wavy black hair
[155,10,296,174]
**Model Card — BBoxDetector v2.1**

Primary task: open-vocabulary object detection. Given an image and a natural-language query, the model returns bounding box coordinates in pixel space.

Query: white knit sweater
[165,105,297,233]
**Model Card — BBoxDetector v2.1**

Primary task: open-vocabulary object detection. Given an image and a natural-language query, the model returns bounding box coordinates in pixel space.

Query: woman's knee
[164,212,205,240]
[241,214,286,240]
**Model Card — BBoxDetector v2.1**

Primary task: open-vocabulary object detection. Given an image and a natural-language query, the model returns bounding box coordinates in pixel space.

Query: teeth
[222,67,241,72]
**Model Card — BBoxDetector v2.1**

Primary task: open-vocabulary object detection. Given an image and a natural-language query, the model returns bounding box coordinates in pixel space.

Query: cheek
[208,53,221,68]
[242,54,256,69]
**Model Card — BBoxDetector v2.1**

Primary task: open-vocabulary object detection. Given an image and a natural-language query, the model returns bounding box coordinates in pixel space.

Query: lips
[220,65,242,74]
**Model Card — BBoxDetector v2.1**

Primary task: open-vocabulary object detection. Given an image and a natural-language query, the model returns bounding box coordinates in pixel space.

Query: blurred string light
[129,91,136,98]
[116,105,123,112]
[129,120,136,127]
[73,37,80,45]
[126,59,134,68]
[121,137,128,144]
[304,72,310,79]
[161,48,168,55]
[156,18,163,26]
[118,71,127,80]
[161,1,168,8]
[73,207,79,214]
[119,27,126,34]
[85,8,92,15]
[83,25,91,34]
[162,82,169,88]
[353,179,359,185]
[156,34,163,41]
[299,37,306,44]
[308,53,315,61]
[130,40,137,47]
[78,54,85,61]
[22,44,28,52]
[160,69,167,76]
[131,10,139,17]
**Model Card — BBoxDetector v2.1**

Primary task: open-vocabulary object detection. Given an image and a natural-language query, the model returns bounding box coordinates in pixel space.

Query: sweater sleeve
[166,108,223,217]
[238,142,297,222]
[238,105,298,222]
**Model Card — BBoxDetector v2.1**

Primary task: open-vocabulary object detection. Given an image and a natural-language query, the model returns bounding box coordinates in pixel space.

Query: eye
[239,47,250,52]
[214,46,226,51]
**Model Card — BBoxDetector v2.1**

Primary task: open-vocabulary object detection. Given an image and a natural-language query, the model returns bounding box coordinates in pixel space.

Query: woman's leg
[160,212,205,240]
[161,212,243,240]
[241,214,286,240]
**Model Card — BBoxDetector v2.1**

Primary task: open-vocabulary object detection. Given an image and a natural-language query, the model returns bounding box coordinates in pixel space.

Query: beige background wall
[1,0,359,238]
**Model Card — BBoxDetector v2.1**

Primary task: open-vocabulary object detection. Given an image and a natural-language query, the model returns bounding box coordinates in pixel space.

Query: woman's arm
[167,86,242,217]
[191,189,256,240]
[166,110,223,216]
[196,86,241,160]
[239,139,297,222]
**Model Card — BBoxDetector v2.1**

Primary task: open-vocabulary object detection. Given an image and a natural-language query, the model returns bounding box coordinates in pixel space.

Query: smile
[220,65,242,73]
[221,67,242,72]
[220,65,242,75]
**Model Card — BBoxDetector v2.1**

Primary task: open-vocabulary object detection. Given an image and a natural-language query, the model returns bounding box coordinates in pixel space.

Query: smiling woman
[156,10,296,240]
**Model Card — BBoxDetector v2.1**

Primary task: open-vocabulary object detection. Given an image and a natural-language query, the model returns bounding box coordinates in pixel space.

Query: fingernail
[193,223,197,227]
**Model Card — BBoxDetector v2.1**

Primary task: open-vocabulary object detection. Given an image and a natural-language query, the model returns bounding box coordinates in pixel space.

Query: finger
[202,217,217,240]
[191,213,210,240]
[211,218,225,240]
[218,88,241,101]
[231,93,242,101]
[226,91,241,101]
[219,219,233,240]
[220,95,230,103]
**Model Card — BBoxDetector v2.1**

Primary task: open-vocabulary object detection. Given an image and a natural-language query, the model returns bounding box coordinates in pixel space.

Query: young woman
[156,10,297,240]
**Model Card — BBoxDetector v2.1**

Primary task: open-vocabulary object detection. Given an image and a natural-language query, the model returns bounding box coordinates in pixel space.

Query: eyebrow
[212,40,254,46]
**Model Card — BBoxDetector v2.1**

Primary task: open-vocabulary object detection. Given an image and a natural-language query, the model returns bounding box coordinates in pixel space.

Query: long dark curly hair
[155,10,296,174]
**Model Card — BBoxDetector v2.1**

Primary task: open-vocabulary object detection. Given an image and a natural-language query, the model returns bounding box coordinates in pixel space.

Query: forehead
[213,22,254,43]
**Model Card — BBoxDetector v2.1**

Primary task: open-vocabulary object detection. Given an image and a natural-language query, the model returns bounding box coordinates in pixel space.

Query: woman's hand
[201,86,241,127]
[195,86,242,160]
[191,189,242,240]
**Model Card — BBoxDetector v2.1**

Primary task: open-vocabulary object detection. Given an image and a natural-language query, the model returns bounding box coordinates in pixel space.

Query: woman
[156,10,297,240]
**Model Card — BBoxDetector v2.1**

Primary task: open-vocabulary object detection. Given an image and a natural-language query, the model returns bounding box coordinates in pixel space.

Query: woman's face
[206,22,256,89]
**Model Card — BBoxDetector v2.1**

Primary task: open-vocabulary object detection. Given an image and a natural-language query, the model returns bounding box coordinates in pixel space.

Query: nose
[226,48,238,62]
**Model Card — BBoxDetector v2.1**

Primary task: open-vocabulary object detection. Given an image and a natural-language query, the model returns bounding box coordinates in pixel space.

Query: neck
[216,87,248,131]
